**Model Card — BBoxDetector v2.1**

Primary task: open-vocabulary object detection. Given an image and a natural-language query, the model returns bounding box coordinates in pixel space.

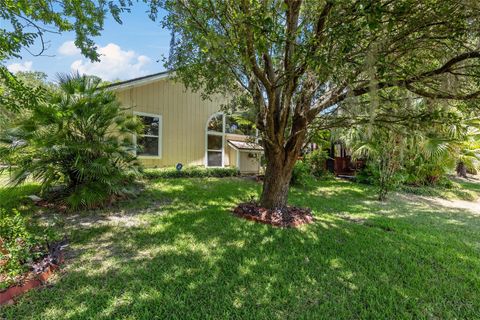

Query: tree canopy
[0,0,132,62]
[155,0,480,209]
[0,0,132,123]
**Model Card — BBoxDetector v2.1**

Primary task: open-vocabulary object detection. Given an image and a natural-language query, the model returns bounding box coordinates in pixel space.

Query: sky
[5,3,171,82]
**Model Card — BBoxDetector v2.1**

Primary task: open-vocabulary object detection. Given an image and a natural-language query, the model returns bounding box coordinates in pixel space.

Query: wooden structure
[327,143,364,176]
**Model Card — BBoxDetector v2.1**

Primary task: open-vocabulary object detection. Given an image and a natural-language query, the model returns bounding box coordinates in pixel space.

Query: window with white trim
[206,113,224,167]
[135,112,162,157]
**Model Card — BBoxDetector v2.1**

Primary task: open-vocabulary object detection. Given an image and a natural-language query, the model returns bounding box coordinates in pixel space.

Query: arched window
[205,112,257,167]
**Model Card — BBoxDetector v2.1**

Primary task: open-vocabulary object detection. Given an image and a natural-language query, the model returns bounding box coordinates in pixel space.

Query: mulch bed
[233,202,314,228]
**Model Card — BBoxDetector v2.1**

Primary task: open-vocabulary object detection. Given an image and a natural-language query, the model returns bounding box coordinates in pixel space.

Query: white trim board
[107,72,174,92]
[133,112,163,159]
[205,112,225,168]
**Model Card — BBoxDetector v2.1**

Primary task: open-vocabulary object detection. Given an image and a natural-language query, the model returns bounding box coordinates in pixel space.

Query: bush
[356,158,404,200]
[355,164,376,185]
[144,166,240,179]
[304,149,330,178]
[0,210,48,289]
[0,73,143,209]
[290,160,313,186]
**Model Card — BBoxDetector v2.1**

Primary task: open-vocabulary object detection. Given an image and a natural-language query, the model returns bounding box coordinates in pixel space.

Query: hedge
[144,166,240,179]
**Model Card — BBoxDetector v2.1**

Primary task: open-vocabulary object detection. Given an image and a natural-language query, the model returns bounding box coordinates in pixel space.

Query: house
[108,71,263,174]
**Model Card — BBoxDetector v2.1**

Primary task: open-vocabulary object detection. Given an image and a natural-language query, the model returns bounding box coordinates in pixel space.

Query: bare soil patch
[420,197,480,215]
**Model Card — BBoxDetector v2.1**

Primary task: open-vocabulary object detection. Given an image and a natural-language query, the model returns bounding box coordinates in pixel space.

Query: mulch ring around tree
[233,202,314,228]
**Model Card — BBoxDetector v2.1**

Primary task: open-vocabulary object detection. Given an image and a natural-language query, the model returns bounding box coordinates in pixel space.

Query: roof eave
[104,70,174,91]
[227,140,264,152]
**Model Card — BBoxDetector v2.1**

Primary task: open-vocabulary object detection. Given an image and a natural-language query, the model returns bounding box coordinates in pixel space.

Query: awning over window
[227,140,264,152]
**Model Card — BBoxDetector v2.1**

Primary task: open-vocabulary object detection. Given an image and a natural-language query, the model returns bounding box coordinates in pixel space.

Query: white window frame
[134,111,162,159]
[205,112,259,168]
[205,112,225,167]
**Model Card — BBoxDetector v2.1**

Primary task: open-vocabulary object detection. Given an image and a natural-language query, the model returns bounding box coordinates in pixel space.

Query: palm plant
[343,113,480,199]
[454,125,480,177]
[411,120,480,181]
[343,126,405,200]
[0,73,143,209]
[340,89,480,193]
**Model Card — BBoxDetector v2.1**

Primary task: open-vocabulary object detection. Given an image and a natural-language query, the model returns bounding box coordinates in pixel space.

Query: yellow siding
[227,145,237,168]
[239,152,261,174]
[115,79,224,168]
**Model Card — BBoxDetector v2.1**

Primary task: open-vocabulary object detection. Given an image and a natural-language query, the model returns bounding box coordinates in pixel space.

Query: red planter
[0,257,62,306]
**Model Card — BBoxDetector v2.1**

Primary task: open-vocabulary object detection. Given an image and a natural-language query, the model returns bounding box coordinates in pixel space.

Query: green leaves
[0,73,143,209]
[1,0,131,62]
[0,66,47,112]
[0,209,47,289]
[343,94,480,197]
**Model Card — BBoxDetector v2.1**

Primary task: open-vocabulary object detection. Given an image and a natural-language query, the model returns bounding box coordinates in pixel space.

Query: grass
[1,177,480,319]
[400,175,480,201]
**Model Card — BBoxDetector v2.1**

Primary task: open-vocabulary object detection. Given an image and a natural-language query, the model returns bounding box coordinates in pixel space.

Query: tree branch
[240,0,272,91]
[307,50,480,119]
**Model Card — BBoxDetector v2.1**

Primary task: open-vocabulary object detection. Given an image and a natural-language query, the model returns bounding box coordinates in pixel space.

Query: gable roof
[105,71,172,91]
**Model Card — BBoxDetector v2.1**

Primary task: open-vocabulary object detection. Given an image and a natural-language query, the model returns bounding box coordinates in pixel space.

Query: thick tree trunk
[259,146,299,209]
[260,162,291,209]
[456,161,468,178]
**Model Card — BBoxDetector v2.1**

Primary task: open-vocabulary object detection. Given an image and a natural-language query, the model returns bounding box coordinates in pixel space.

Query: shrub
[290,160,313,186]
[0,210,47,289]
[304,149,330,178]
[144,166,240,179]
[403,155,454,186]
[354,163,374,185]
[0,73,143,209]
[437,176,455,189]
[351,141,404,200]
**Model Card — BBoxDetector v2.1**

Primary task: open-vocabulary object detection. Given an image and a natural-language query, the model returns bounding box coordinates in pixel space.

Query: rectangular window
[207,135,223,150]
[207,151,222,167]
[206,133,223,167]
[334,144,342,157]
[135,113,162,157]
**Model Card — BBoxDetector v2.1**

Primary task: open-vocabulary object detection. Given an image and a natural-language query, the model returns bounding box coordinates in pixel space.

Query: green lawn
[1,177,480,319]
[400,175,480,201]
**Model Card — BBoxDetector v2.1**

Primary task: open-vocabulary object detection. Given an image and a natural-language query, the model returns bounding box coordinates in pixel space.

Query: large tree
[156,0,480,209]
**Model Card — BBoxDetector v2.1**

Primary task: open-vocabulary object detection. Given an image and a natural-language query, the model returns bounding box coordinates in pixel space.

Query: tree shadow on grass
[2,178,480,319]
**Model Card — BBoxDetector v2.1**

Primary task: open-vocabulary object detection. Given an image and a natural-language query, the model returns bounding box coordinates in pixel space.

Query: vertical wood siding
[239,152,261,173]
[115,79,224,168]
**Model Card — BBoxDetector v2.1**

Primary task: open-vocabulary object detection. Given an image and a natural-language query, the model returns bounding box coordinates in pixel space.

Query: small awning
[227,140,264,152]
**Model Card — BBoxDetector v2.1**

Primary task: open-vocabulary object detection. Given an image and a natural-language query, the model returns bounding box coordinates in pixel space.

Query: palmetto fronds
[338,97,480,198]
[0,73,143,209]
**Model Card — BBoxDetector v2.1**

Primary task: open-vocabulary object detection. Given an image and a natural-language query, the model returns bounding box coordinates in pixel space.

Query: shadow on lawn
[2,178,480,319]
